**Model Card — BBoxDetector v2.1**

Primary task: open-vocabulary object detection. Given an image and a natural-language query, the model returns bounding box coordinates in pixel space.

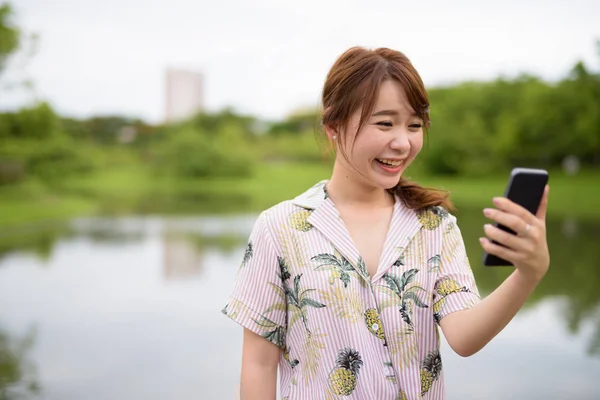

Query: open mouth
[376,158,403,167]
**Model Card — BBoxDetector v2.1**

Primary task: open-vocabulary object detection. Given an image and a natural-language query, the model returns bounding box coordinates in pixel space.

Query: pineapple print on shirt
[329,348,363,396]
[417,206,448,230]
[364,308,386,345]
[420,350,442,396]
[435,278,469,297]
[223,181,481,399]
[289,209,313,232]
[433,278,470,323]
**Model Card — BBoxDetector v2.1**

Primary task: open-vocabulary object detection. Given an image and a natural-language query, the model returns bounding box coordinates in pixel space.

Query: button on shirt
[222,181,481,399]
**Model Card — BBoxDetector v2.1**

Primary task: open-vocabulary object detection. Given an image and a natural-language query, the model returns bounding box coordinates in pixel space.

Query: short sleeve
[221,211,287,349]
[433,213,481,324]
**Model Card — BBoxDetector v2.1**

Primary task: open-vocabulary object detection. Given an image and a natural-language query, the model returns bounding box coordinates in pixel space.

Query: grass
[0,162,597,229]
[199,162,334,209]
[0,180,96,230]
[420,169,598,219]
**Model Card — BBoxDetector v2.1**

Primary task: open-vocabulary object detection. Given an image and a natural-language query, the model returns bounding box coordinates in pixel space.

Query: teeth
[377,158,402,167]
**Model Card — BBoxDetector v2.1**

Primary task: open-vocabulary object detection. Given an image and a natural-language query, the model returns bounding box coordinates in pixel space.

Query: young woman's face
[335,79,424,190]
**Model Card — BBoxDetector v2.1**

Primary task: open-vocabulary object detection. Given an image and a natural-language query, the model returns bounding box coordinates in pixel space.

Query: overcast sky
[1,0,599,122]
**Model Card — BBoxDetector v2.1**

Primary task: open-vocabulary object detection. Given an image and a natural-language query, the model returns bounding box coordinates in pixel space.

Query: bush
[27,135,96,180]
[0,136,97,185]
[256,130,328,163]
[155,123,256,179]
[0,158,25,184]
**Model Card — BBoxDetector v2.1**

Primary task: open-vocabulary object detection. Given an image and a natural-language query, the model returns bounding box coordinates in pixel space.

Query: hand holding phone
[482,168,549,267]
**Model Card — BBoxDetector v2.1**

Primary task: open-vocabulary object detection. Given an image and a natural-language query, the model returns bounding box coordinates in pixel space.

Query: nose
[389,128,411,154]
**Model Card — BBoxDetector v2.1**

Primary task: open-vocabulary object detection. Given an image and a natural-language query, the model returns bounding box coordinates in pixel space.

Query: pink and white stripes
[223,181,480,399]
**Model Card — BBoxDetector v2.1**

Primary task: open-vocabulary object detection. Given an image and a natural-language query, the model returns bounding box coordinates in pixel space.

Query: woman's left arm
[439,185,550,357]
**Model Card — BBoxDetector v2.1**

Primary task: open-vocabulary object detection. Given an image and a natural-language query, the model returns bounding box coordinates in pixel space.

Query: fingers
[492,185,550,227]
[483,223,528,251]
[479,237,519,264]
[481,186,550,273]
[492,197,538,227]
[536,185,550,220]
[483,207,529,235]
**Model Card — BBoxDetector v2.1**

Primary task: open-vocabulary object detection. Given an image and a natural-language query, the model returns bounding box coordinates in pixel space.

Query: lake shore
[0,163,596,229]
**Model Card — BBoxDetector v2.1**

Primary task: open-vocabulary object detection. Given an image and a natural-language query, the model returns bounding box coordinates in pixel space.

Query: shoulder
[249,200,313,254]
[259,199,305,229]
[416,205,457,231]
[254,180,326,235]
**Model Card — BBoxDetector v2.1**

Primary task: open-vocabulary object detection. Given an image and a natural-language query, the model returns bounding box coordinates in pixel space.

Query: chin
[369,174,403,191]
[366,161,406,190]
[383,179,402,190]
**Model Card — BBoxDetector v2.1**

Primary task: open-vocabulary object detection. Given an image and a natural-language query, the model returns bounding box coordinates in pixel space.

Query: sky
[1,0,599,123]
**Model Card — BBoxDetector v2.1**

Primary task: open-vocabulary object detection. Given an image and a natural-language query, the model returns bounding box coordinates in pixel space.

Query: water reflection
[0,215,250,265]
[0,211,598,399]
[162,234,206,281]
[0,324,40,399]
[455,208,600,359]
[96,192,253,216]
[162,233,243,281]
[0,224,70,262]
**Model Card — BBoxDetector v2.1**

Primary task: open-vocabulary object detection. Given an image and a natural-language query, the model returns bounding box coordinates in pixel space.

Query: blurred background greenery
[1,1,599,399]
[1,2,599,228]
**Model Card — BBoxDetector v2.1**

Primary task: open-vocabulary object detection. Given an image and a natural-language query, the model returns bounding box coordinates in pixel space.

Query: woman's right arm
[240,328,281,400]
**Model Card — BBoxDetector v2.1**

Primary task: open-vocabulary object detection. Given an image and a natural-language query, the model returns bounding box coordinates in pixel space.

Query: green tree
[0,3,19,75]
[422,49,600,176]
[154,122,256,179]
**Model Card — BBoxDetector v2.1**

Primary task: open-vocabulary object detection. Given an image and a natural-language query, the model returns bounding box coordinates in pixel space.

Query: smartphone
[483,167,549,266]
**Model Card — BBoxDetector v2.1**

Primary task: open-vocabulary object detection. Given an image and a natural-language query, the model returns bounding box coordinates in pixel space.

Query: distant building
[164,68,204,123]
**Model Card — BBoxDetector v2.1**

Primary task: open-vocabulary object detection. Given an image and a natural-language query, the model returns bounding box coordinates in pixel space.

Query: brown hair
[321,46,454,212]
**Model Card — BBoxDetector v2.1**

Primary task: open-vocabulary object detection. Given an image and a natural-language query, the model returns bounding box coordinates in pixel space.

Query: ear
[324,123,337,141]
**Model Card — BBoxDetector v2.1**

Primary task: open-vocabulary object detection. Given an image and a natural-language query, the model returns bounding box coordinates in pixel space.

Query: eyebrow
[371,109,398,117]
[371,109,419,117]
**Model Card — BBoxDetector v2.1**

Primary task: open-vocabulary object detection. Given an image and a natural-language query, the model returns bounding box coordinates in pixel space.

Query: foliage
[267,109,320,136]
[187,107,259,137]
[0,103,96,184]
[60,115,154,145]
[0,102,58,139]
[255,56,600,175]
[151,121,257,179]
[255,130,331,163]
[0,2,599,216]
[422,65,600,175]
[0,3,19,74]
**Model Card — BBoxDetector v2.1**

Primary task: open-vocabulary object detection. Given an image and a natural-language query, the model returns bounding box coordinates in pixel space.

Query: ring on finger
[519,223,532,237]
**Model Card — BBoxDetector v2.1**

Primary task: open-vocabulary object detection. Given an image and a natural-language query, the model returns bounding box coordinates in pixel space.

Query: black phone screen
[483,168,548,266]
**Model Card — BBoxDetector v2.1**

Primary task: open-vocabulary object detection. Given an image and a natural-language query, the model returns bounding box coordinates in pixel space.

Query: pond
[0,209,599,399]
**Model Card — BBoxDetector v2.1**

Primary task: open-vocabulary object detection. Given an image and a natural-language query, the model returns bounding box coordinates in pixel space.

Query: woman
[221,46,550,400]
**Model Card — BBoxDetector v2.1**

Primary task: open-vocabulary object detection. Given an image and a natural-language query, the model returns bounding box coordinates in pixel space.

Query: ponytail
[390,178,455,213]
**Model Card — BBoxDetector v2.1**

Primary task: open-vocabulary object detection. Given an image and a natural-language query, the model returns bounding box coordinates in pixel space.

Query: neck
[326,161,395,209]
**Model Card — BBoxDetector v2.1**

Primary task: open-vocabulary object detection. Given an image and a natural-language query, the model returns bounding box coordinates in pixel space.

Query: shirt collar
[291,180,330,210]
[291,180,425,283]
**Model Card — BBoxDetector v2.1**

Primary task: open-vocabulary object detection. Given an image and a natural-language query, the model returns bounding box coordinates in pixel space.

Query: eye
[409,123,423,129]
[376,121,393,127]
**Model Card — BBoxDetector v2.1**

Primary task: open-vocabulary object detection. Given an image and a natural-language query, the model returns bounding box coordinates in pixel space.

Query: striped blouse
[222,181,481,399]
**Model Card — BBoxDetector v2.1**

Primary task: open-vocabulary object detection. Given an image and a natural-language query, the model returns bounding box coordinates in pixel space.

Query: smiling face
[333,79,424,190]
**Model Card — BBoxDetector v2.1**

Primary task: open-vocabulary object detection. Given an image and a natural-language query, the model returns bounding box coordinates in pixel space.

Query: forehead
[374,80,414,114]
